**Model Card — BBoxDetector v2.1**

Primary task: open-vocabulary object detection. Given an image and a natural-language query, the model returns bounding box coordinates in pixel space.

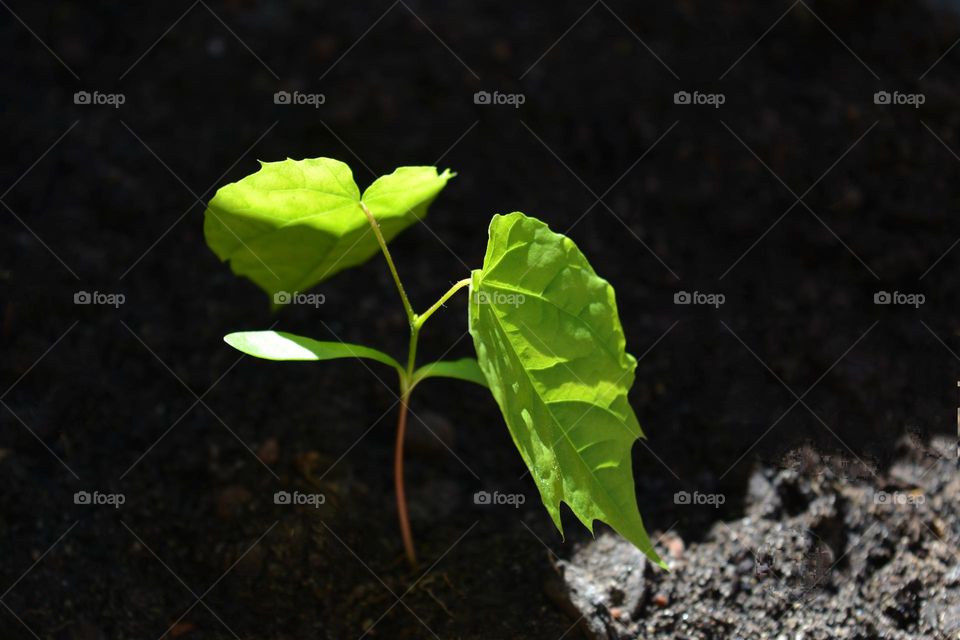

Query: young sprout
[205,158,663,569]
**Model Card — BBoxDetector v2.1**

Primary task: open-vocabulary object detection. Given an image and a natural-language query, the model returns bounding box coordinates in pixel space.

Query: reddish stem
[395,391,417,568]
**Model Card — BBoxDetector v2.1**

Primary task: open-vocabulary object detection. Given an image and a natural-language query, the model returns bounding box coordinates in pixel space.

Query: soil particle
[256,437,279,466]
[216,484,253,520]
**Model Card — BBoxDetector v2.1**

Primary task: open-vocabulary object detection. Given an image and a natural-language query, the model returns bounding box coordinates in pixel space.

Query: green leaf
[362,166,454,223]
[468,212,663,566]
[224,331,402,373]
[204,158,453,301]
[411,358,489,389]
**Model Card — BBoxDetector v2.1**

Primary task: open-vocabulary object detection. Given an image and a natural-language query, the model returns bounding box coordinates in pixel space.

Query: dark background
[1,1,958,637]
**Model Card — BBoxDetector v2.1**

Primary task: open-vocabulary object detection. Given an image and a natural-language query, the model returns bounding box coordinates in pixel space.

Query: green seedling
[204,158,663,568]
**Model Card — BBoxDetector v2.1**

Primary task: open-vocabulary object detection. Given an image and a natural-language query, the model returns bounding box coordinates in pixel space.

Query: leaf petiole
[414,277,471,331]
[360,201,416,326]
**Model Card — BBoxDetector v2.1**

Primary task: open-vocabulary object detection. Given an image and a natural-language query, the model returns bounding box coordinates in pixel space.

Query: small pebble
[945,564,960,586]
[257,437,279,465]
[217,485,252,520]
[667,537,685,560]
[206,37,226,57]
[170,621,196,638]
[492,39,511,61]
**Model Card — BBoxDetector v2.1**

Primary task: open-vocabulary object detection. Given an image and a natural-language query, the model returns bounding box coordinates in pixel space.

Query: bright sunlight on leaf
[468,212,663,567]
[225,330,403,373]
[204,158,453,302]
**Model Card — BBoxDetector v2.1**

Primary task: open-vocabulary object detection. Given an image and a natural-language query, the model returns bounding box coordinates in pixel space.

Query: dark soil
[1,1,959,638]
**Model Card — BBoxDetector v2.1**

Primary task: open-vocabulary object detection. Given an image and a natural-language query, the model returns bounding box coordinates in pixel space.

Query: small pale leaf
[224,331,402,372]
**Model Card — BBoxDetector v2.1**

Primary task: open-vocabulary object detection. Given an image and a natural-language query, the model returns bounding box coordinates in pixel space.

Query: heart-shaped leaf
[468,212,662,565]
[204,158,453,301]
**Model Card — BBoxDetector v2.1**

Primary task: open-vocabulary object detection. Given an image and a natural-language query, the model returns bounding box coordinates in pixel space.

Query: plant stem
[414,278,471,330]
[397,323,419,568]
[394,385,416,567]
[359,204,472,569]
[360,202,416,326]
[406,326,420,379]
[361,201,420,567]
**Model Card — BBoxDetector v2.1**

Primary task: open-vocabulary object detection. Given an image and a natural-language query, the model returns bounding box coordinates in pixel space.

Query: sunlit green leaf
[411,358,488,389]
[224,330,402,373]
[362,166,454,224]
[468,212,662,566]
[204,158,453,301]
